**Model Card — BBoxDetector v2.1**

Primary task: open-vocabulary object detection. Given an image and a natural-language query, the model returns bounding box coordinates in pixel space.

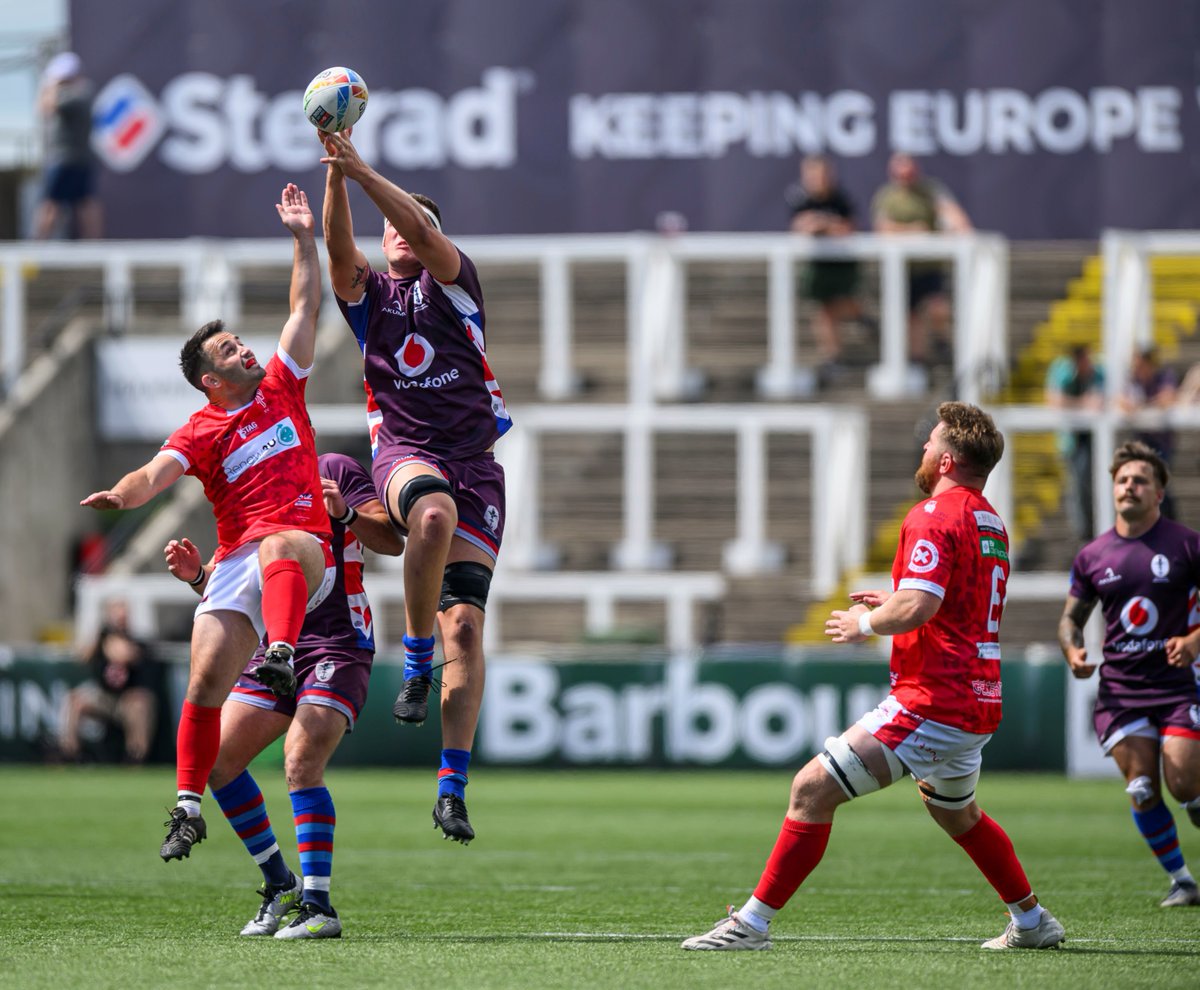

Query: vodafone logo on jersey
[395,334,436,377]
[1119,596,1160,636]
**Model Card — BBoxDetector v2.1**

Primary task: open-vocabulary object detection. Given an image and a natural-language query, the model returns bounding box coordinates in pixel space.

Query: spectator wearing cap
[33,52,102,240]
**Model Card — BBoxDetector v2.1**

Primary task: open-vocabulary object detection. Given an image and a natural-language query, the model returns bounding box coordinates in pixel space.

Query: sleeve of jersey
[324,454,377,509]
[334,270,379,354]
[1067,549,1095,602]
[159,424,194,474]
[894,513,951,600]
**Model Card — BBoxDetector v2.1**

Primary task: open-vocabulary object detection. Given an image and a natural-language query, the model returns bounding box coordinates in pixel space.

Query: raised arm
[321,132,461,283]
[81,452,184,511]
[276,183,322,370]
[1057,594,1098,678]
[322,150,373,303]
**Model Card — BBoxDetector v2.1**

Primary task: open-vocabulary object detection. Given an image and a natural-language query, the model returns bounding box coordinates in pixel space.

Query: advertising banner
[69,0,1200,240]
[97,336,277,440]
[1,651,1067,771]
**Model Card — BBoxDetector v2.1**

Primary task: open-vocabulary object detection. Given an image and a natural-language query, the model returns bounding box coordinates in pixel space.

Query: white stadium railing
[5,230,1193,656]
[0,232,1007,403]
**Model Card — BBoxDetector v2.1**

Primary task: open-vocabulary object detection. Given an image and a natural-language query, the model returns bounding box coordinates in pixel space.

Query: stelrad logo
[90,69,526,174]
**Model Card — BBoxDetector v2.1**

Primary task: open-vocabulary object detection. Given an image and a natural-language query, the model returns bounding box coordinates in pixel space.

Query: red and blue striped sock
[1134,801,1187,876]
[403,634,435,680]
[291,786,335,911]
[212,770,291,887]
[438,748,471,799]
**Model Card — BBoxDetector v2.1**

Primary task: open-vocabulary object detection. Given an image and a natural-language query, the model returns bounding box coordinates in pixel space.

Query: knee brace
[818,734,903,801]
[440,561,493,612]
[395,474,454,526]
[917,770,980,810]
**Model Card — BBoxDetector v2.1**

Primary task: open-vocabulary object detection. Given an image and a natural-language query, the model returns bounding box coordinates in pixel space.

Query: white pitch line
[536,932,1199,946]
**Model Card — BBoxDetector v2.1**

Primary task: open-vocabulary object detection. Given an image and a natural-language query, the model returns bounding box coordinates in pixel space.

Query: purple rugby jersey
[291,452,379,653]
[1069,516,1200,705]
[336,249,513,461]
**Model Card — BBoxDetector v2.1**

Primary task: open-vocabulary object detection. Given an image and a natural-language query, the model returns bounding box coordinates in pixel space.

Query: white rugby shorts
[194,535,336,639]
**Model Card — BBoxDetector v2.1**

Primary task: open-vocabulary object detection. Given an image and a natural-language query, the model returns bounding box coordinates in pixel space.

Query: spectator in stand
[872,153,972,368]
[1118,345,1178,518]
[33,52,102,240]
[786,155,862,388]
[1045,343,1106,541]
[59,599,161,763]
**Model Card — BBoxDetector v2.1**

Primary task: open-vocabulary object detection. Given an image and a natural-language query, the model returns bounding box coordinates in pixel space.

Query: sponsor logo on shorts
[1151,553,1171,583]
[1119,595,1159,636]
[222,417,301,482]
[315,660,336,682]
[908,539,939,573]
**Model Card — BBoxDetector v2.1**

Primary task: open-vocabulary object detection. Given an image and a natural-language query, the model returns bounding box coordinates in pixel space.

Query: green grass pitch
[1,767,1197,989]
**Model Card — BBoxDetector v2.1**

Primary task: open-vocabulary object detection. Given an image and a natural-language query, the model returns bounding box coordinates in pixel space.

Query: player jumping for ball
[82,183,333,862]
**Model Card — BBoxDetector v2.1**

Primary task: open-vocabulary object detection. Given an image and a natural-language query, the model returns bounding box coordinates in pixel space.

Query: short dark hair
[937,401,1004,477]
[1110,440,1170,489]
[410,193,442,229]
[179,319,226,391]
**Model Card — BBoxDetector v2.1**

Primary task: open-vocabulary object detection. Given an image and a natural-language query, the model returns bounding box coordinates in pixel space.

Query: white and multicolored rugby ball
[303,67,368,133]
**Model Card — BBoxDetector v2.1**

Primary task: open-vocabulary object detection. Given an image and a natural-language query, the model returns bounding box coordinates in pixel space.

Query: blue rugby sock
[1133,800,1187,877]
[438,748,471,799]
[403,634,435,680]
[212,770,291,887]
[291,786,335,912]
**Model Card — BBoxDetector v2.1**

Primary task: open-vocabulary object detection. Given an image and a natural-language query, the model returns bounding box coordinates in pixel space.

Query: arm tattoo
[351,263,368,289]
[1057,596,1095,655]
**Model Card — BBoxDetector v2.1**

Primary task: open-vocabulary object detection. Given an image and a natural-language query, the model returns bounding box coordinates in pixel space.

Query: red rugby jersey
[887,485,1009,734]
[160,349,330,561]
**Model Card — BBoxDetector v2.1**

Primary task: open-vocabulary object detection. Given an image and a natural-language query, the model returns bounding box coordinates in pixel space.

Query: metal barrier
[0,231,1008,401]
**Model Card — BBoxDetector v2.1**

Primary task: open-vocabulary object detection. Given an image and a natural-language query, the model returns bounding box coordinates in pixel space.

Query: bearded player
[82,183,334,862]
[683,402,1065,951]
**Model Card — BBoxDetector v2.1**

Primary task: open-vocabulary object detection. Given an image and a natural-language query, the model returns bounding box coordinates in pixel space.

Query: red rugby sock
[952,812,1032,903]
[261,558,307,647]
[175,700,222,796]
[751,818,832,910]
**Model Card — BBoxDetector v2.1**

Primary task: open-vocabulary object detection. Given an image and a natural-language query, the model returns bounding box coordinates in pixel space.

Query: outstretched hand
[320,131,370,183]
[163,538,203,584]
[81,490,124,510]
[275,183,314,236]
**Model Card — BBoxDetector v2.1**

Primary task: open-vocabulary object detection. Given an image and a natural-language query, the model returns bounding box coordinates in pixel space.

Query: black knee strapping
[440,561,493,612]
[397,474,454,523]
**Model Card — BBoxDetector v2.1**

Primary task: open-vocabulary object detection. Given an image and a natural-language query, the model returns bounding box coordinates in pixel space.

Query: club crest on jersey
[395,333,435,377]
[908,539,939,573]
[315,660,336,682]
[1119,596,1160,635]
[1151,553,1171,583]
